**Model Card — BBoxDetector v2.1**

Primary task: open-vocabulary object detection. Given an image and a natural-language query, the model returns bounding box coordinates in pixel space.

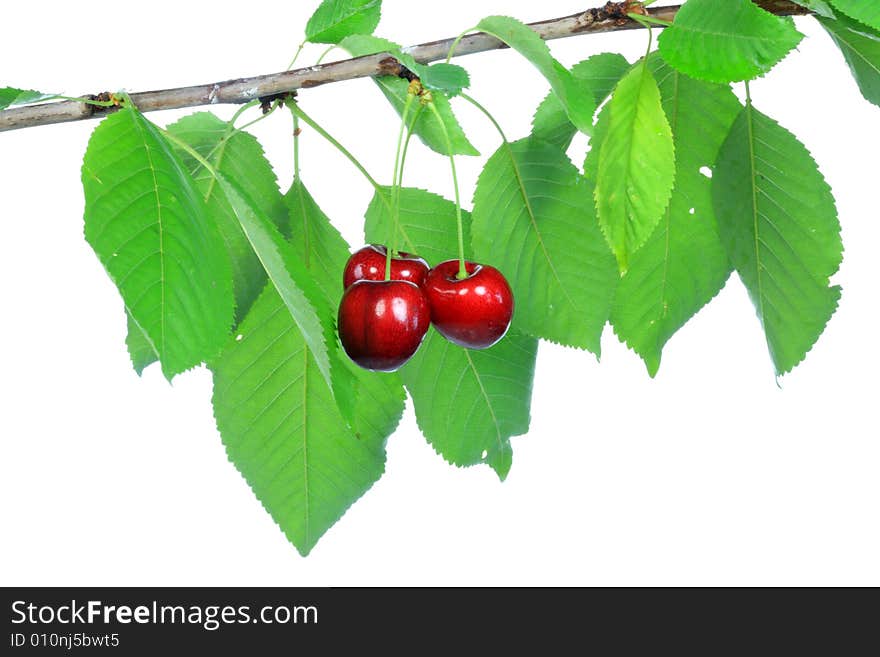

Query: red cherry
[338,280,431,372]
[423,260,514,350]
[342,244,430,290]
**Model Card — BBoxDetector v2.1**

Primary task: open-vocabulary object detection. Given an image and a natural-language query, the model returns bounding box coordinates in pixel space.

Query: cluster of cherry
[338,245,515,371]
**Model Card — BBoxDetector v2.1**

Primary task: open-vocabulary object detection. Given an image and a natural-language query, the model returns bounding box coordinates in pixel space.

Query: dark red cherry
[423,259,514,350]
[337,280,431,371]
[342,244,430,290]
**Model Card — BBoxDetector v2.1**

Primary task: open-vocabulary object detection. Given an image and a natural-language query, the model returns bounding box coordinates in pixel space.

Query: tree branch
[0,1,810,133]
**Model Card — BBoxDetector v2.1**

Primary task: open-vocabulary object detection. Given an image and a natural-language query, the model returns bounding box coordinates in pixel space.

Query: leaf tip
[487,445,513,481]
[292,540,315,558]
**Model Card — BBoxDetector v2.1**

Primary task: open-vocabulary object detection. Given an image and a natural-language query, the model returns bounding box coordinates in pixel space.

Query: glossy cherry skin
[342,244,430,290]
[423,260,514,350]
[338,280,431,371]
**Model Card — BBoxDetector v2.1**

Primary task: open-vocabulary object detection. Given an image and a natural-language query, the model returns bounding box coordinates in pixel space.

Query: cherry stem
[392,103,424,231]
[459,92,509,144]
[387,89,417,280]
[425,98,467,280]
[399,105,424,186]
[287,101,390,214]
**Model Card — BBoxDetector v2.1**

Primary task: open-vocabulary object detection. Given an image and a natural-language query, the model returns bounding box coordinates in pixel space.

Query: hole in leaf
[481,450,488,459]
[700,166,713,178]
[235,334,243,342]
[689,208,696,215]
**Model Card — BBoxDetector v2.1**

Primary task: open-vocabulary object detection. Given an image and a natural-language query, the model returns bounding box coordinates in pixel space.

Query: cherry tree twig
[0,1,809,133]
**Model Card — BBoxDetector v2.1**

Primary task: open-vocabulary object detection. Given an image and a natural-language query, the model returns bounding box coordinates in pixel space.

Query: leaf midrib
[502,141,578,311]
[744,100,770,354]
[831,26,880,77]
[463,350,503,454]
[619,61,654,266]
[130,112,168,363]
[672,24,790,45]
[302,348,311,551]
[311,0,381,41]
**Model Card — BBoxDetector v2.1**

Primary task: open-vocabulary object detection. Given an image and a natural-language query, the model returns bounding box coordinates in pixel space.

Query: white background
[1,1,878,586]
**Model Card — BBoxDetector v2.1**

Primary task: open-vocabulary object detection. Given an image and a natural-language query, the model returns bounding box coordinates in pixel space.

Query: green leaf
[363,185,470,266]
[338,33,398,55]
[415,63,470,96]
[795,0,837,19]
[388,47,469,95]
[531,53,630,150]
[212,175,405,555]
[713,104,843,376]
[125,310,158,376]
[658,0,803,83]
[285,178,406,442]
[166,112,288,324]
[820,13,880,107]
[216,175,353,418]
[338,35,478,156]
[475,16,596,135]
[0,87,57,110]
[82,106,234,380]
[212,284,385,556]
[305,0,382,44]
[594,61,676,272]
[829,0,880,31]
[124,111,288,376]
[349,362,406,448]
[394,54,470,96]
[286,179,353,306]
[610,55,741,376]
[471,138,618,354]
[401,328,538,480]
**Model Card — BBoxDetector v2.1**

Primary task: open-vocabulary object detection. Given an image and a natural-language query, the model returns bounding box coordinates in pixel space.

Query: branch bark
[0,1,810,133]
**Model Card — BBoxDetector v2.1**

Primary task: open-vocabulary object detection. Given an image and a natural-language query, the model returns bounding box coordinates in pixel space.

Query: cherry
[342,244,430,290]
[423,260,514,350]
[337,280,431,371]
